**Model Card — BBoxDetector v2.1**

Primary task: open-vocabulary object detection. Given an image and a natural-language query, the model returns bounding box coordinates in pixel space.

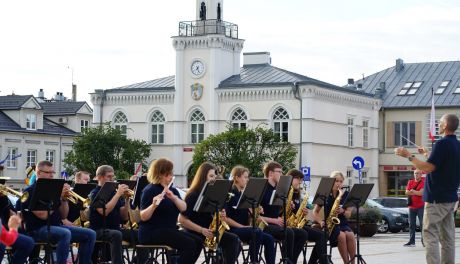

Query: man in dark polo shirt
[19,160,96,264]
[89,165,144,263]
[395,113,460,264]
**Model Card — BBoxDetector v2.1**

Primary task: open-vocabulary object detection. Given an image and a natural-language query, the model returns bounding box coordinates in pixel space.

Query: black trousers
[141,228,202,264]
[264,224,308,263]
[303,226,327,264]
[188,230,240,264]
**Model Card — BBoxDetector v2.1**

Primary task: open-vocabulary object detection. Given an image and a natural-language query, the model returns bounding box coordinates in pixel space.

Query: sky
[1,0,459,105]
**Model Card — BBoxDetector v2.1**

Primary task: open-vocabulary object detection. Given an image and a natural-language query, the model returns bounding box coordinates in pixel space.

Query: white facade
[90,0,381,196]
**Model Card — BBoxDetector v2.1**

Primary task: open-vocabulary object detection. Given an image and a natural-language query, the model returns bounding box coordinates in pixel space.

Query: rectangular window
[399,82,422,96]
[191,123,205,143]
[27,150,37,168]
[454,85,460,94]
[347,117,354,147]
[151,124,165,144]
[26,114,37,130]
[362,120,369,148]
[346,170,353,186]
[46,150,55,164]
[232,122,247,130]
[394,122,416,146]
[273,121,289,142]
[115,125,127,136]
[6,148,18,168]
[80,120,89,132]
[360,171,368,184]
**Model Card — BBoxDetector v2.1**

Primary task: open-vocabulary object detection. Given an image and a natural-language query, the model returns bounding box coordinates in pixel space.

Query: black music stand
[28,178,65,264]
[235,178,268,264]
[270,175,293,264]
[312,177,336,264]
[91,181,118,264]
[194,180,232,264]
[118,179,136,190]
[132,176,148,209]
[343,184,374,264]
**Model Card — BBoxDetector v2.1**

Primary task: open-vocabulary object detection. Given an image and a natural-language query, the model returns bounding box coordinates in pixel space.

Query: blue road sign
[352,156,365,171]
[301,166,311,182]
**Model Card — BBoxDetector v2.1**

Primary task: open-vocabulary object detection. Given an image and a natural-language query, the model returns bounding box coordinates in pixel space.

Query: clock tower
[171,0,244,166]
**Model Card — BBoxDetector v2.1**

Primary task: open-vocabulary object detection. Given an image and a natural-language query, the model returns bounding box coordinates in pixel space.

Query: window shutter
[386,122,394,148]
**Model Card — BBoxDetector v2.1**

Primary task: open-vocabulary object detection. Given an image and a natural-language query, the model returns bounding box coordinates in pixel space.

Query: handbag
[407,180,421,206]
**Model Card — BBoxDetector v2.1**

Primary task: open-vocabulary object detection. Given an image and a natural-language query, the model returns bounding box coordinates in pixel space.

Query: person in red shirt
[404,169,425,247]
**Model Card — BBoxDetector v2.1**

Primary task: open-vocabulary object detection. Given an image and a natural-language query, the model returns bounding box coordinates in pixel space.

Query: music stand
[312,177,336,264]
[343,184,374,264]
[28,178,65,264]
[235,178,268,263]
[269,175,293,264]
[194,179,232,263]
[132,176,148,209]
[91,181,118,263]
[117,179,136,190]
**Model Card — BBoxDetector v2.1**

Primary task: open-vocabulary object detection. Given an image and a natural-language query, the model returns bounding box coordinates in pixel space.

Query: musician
[286,169,326,264]
[64,171,92,225]
[259,161,308,263]
[89,165,145,264]
[0,190,34,264]
[19,160,96,264]
[226,165,275,264]
[139,158,201,264]
[312,171,356,264]
[179,162,240,264]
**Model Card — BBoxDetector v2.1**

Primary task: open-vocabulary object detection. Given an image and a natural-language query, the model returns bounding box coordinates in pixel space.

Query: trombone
[0,184,29,203]
[66,189,91,208]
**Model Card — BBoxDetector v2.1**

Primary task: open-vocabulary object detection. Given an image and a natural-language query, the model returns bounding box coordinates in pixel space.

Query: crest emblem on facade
[191,83,203,100]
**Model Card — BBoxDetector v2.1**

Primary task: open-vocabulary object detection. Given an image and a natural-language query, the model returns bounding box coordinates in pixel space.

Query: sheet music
[269,190,276,205]
[193,181,209,212]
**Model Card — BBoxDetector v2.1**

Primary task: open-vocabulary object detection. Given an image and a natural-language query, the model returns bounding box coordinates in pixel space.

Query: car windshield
[366,199,383,208]
[383,198,407,208]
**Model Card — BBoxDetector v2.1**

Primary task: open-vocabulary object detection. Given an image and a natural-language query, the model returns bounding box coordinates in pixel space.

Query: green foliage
[63,123,151,179]
[190,124,297,182]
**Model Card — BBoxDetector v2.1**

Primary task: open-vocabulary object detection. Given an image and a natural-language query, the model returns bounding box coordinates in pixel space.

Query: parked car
[366,199,408,233]
[372,197,420,231]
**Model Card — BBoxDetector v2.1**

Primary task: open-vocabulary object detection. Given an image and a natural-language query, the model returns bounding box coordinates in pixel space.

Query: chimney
[243,52,271,66]
[348,78,355,85]
[395,58,404,73]
[374,82,386,98]
[37,89,44,99]
[72,84,77,101]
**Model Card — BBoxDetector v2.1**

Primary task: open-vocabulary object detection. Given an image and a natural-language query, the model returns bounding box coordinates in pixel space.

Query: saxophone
[204,211,230,250]
[285,186,294,219]
[253,206,268,230]
[295,191,310,229]
[326,190,344,238]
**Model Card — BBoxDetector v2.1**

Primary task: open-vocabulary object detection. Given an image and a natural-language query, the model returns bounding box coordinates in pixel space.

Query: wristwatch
[408,155,415,162]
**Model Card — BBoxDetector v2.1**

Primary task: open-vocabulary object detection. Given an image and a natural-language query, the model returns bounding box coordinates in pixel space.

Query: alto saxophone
[295,192,310,229]
[204,211,230,250]
[285,186,294,219]
[253,206,268,230]
[326,190,344,238]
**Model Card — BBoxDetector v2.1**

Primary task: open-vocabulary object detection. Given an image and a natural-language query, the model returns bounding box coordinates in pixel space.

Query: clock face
[191,60,205,77]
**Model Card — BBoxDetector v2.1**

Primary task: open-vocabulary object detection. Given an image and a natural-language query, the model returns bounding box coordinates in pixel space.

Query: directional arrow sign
[352,156,365,171]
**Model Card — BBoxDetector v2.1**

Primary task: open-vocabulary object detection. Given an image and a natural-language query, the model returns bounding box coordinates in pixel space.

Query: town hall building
[90,0,381,194]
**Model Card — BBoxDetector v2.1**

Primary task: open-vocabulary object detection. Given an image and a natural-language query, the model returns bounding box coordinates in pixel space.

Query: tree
[190,124,297,182]
[63,124,151,179]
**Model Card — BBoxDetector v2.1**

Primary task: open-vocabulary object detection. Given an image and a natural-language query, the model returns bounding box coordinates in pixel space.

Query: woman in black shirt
[139,158,202,264]
[179,162,240,264]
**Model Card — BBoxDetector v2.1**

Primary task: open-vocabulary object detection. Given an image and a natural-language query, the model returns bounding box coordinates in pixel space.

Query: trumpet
[0,184,29,203]
[66,190,91,208]
[124,189,135,199]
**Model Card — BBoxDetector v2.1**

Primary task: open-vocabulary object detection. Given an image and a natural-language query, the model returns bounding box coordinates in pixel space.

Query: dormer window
[398,81,422,95]
[26,114,37,130]
[435,80,450,94]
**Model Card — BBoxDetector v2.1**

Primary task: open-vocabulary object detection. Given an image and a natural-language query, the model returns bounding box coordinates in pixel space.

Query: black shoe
[403,242,415,247]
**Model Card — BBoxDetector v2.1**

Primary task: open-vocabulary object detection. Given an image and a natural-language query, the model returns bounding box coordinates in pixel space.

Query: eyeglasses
[40,170,56,174]
[273,170,283,173]
[414,173,422,175]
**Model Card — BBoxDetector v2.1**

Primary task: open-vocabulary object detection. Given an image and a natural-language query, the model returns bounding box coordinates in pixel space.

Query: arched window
[113,111,128,136]
[190,110,205,143]
[272,107,289,141]
[150,110,165,144]
[231,108,247,130]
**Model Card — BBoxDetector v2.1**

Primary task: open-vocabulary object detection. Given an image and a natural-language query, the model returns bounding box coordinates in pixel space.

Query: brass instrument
[67,190,91,208]
[253,206,268,230]
[285,186,294,219]
[0,184,29,203]
[204,212,230,250]
[326,190,344,238]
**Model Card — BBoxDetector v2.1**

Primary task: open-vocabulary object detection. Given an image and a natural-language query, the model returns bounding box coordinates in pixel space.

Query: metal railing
[178,19,238,39]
